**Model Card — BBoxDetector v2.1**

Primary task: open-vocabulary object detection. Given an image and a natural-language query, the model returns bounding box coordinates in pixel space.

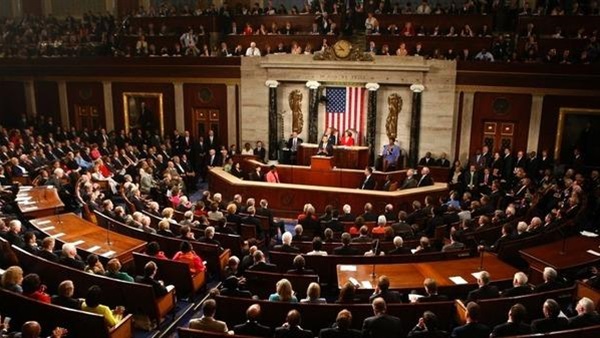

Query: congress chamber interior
[0,0,600,337]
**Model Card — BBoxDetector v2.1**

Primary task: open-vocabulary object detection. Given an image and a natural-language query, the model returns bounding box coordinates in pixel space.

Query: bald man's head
[372,297,387,314]
[21,321,42,338]
[246,304,261,321]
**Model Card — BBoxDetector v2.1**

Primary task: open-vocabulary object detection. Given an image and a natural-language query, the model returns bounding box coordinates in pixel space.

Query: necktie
[292,139,297,151]
[469,173,474,186]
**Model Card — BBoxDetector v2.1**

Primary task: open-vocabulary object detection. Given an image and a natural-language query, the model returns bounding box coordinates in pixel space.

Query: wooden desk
[16,186,64,218]
[520,235,600,284]
[30,213,146,264]
[311,155,333,170]
[209,167,448,217]
[336,253,517,296]
[298,144,369,169]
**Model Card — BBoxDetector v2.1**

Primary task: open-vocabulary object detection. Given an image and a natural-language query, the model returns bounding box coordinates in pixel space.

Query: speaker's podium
[311,155,334,171]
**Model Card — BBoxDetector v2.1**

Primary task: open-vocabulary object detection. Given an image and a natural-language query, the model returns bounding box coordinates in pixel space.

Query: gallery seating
[243,270,319,299]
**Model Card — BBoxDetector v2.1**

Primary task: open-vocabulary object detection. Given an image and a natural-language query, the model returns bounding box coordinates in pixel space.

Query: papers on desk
[71,240,85,246]
[35,220,51,226]
[40,226,55,232]
[408,294,424,302]
[19,186,33,191]
[101,250,116,258]
[471,271,484,280]
[449,276,468,285]
[361,281,373,289]
[580,231,599,238]
[14,196,32,202]
[348,277,361,288]
[586,250,600,257]
[21,206,39,211]
[19,201,36,206]
[88,246,101,253]
[339,265,357,272]
[411,249,418,254]
[51,233,65,238]
[46,186,54,190]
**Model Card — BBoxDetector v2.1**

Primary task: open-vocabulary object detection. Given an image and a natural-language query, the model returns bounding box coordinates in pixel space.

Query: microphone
[371,239,380,279]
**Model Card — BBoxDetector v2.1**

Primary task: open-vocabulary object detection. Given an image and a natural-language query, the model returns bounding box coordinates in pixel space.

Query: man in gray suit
[361,298,402,338]
[400,169,418,189]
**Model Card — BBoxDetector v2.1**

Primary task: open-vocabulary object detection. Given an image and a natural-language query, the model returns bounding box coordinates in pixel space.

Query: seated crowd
[0,117,599,337]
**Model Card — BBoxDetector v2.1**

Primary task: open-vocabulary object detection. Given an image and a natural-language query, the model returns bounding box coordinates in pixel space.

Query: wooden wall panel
[116,0,139,16]
[111,82,175,136]
[66,82,105,131]
[470,92,532,156]
[538,95,600,158]
[0,81,26,128]
[34,81,61,124]
[183,84,228,142]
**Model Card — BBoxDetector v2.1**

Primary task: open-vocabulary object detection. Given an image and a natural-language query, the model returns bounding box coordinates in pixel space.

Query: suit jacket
[273,244,300,253]
[287,137,303,151]
[248,261,278,273]
[189,316,228,333]
[387,246,412,255]
[361,314,403,338]
[254,147,267,162]
[135,275,168,297]
[534,280,565,293]
[501,285,532,297]
[51,295,82,310]
[319,327,361,338]
[417,175,434,187]
[401,177,418,189]
[491,322,531,337]
[466,284,499,302]
[59,256,86,270]
[451,322,491,338]
[368,290,402,303]
[274,326,313,338]
[360,175,376,190]
[568,312,600,329]
[531,317,568,333]
[418,294,449,303]
[333,245,359,255]
[37,250,59,263]
[317,141,334,156]
[234,320,272,337]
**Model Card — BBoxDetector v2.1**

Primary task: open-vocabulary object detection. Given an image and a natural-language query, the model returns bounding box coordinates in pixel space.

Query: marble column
[102,81,114,131]
[23,80,37,118]
[265,80,279,161]
[409,84,425,168]
[459,91,475,162]
[527,94,544,153]
[57,81,69,128]
[41,0,52,15]
[226,84,238,146]
[173,82,185,132]
[306,81,321,144]
[365,83,380,166]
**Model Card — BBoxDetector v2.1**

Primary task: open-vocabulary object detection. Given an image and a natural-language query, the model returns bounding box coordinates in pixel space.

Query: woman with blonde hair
[1,266,24,293]
[301,282,326,303]
[268,278,298,302]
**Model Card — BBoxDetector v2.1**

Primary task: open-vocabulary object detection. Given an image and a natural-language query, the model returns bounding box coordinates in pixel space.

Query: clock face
[333,40,352,59]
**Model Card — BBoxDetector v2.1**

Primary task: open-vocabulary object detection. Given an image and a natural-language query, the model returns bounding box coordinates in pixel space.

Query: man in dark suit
[502,148,516,181]
[491,303,531,337]
[249,165,264,182]
[253,141,267,162]
[463,165,480,192]
[286,131,303,164]
[417,167,434,187]
[205,148,220,168]
[59,243,86,270]
[390,211,414,239]
[502,272,532,297]
[333,233,359,255]
[466,271,499,302]
[338,204,355,222]
[368,275,402,303]
[360,167,376,190]
[242,206,264,239]
[234,304,272,337]
[531,299,568,333]
[451,302,491,338]
[135,261,168,297]
[387,236,411,255]
[568,297,600,329]
[51,280,82,310]
[316,135,333,156]
[37,237,59,263]
[418,278,449,303]
[319,309,361,338]
[220,276,253,298]
[534,267,565,293]
[206,130,219,150]
[247,250,277,272]
[5,220,25,248]
[286,255,315,275]
[361,298,403,338]
[273,232,300,253]
[274,310,313,338]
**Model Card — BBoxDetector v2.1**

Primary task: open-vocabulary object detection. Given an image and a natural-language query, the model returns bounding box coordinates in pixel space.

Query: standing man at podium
[324,127,339,146]
[287,131,303,164]
[317,135,333,156]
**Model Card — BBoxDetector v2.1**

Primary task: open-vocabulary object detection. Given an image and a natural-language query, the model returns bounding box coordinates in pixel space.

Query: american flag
[325,87,365,144]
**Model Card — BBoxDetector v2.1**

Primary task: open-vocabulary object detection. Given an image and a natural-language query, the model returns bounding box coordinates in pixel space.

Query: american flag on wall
[325,87,365,144]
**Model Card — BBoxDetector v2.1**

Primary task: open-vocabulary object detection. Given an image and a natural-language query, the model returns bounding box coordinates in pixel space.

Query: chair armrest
[109,313,133,338]
[455,299,468,325]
